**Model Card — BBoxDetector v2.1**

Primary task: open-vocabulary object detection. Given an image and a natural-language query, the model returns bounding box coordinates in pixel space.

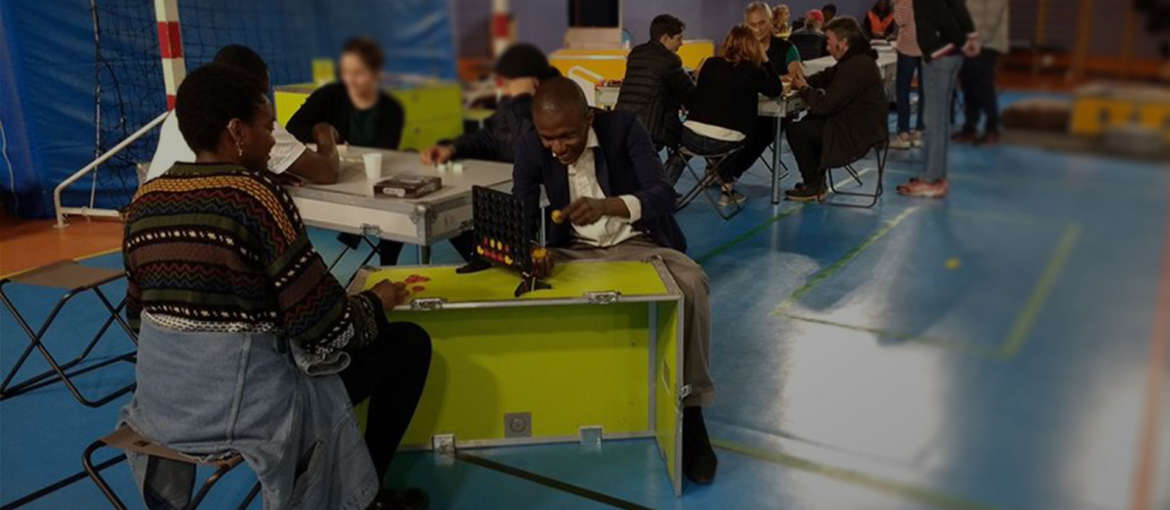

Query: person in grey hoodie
[953,0,1009,145]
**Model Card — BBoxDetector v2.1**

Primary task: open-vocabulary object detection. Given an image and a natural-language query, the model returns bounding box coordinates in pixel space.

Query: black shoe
[785,185,827,202]
[369,488,429,510]
[682,407,718,485]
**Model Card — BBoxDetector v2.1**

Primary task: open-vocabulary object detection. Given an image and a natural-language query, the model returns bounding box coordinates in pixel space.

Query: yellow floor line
[773,207,920,315]
[997,223,1081,359]
[711,438,1010,510]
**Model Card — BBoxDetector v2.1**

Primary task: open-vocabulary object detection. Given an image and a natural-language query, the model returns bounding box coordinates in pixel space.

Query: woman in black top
[665,24,783,206]
[287,37,407,266]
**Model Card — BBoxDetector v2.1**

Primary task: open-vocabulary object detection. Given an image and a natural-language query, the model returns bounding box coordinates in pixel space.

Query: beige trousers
[553,238,713,407]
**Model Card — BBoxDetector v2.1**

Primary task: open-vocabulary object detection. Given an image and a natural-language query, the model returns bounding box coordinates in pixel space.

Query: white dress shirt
[145,112,306,181]
[566,129,643,248]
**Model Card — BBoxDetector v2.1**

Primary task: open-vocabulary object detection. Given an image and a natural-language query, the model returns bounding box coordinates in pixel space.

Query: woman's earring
[235,139,244,158]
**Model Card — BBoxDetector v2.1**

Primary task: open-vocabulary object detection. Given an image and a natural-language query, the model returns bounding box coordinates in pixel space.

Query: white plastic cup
[362,153,383,180]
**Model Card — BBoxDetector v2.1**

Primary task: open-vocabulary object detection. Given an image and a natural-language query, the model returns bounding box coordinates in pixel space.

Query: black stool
[0,260,137,407]
[674,145,746,220]
[83,426,261,510]
[825,140,889,208]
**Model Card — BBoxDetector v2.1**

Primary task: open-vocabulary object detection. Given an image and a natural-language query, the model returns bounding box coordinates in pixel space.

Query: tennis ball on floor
[945,257,961,270]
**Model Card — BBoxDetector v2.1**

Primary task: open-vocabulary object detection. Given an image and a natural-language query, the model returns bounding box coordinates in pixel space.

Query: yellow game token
[504,256,513,265]
[532,247,548,259]
[551,210,565,224]
[945,257,960,270]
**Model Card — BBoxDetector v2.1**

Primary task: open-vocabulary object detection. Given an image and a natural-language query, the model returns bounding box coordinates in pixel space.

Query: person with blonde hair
[714,2,802,204]
[664,24,784,202]
[772,3,792,39]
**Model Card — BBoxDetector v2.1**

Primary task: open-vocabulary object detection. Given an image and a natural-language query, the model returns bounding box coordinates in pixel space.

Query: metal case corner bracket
[431,434,456,455]
[578,426,603,446]
[360,223,382,237]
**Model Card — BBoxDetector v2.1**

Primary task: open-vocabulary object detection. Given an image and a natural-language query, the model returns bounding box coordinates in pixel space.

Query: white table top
[287,147,513,207]
[802,49,898,78]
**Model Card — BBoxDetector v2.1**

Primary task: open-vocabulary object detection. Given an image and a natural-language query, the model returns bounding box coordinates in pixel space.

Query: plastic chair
[825,140,889,208]
[83,426,261,510]
[0,260,137,407]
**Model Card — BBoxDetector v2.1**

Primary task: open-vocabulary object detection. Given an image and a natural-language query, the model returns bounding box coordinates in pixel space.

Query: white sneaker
[912,131,924,148]
[890,133,913,150]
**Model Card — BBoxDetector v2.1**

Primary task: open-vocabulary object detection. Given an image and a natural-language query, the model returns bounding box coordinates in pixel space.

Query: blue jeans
[896,52,925,134]
[921,54,963,181]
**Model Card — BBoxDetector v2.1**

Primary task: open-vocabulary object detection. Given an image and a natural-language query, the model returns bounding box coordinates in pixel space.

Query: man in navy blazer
[512,77,718,485]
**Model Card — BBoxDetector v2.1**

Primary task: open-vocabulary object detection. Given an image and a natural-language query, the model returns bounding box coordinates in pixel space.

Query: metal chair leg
[824,143,888,209]
[235,482,262,510]
[82,440,130,510]
[0,285,136,407]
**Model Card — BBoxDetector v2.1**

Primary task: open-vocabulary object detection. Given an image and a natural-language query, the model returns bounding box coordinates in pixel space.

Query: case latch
[584,291,621,305]
[360,223,382,236]
[410,298,446,311]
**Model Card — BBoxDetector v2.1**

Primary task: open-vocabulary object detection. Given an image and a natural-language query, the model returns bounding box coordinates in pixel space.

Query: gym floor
[2,92,1168,509]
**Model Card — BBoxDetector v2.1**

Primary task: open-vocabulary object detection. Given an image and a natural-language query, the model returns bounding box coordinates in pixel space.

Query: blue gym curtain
[0,0,456,218]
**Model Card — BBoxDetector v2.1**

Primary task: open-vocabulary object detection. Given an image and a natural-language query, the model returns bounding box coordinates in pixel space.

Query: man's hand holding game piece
[565,197,629,226]
[420,144,455,166]
[370,280,411,310]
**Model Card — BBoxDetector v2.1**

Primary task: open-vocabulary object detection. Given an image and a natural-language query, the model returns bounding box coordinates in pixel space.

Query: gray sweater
[967,0,1010,54]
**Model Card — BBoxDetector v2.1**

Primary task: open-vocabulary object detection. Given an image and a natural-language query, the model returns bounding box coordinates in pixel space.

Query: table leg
[771,115,783,204]
[418,245,432,265]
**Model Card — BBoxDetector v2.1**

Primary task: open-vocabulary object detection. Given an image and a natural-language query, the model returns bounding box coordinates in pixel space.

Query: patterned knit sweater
[123,163,388,370]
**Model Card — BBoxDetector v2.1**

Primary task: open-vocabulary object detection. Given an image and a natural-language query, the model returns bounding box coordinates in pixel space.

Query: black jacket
[686,57,783,136]
[801,43,889,169]
[614,41,695,148]
[913,0,975,62]
[512,110,686,253]
[286,82,405,150]
[764,36,798,77]
[452,94,533,163]
[789,29,827,61]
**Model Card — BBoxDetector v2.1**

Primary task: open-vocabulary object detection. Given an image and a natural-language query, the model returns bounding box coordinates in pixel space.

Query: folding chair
[825,140,889,208]
[83,426,261,510]
[674,145,745,220]
[0,260,137,407]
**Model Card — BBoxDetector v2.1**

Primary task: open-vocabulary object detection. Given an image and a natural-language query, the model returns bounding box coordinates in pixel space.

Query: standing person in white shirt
[146,45,341,184]
[512,77,718,485]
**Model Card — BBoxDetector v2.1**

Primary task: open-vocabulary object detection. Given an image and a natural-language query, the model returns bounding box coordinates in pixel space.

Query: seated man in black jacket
[785,17,888,201]
[420,43,557,165]
[614,14,695,151]
[515,77,718,485]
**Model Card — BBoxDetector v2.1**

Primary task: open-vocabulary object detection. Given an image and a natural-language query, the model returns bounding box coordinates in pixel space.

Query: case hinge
[360,223,382,236]
[584,291,622,305]
[410,298,446,311]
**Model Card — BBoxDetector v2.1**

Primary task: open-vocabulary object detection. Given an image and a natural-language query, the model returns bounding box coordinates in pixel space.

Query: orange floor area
[0,212,123,278]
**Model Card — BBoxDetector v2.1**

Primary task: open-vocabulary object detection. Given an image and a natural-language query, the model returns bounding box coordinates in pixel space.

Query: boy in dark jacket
[614,14,696,150]
[421,43,557,165]
[786,17,888,201]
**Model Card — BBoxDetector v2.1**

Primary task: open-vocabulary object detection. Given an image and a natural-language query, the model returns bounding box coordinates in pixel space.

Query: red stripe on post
[156,21,183,59]
[166,94,176,110]
[491,14,510,38]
